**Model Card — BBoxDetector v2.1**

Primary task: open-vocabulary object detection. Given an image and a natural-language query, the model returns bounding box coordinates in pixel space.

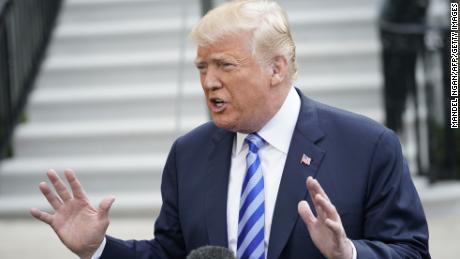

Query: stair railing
[0,0,62,161]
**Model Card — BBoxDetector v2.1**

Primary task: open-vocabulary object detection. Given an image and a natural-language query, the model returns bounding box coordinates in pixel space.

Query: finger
[306,178,326,219]
[298,200,317,227]
[306,177,324,208]
[30,208,53,225]
[306,177,319,209]
[64,169,87,200]
[306,177,317,197]
[324,218,344,237]
[314,197,328,220]
[315,194,340,222]
[98,196,116,220]
[307,177,330,202]
[39,182,62,210]
[47,169,72,202]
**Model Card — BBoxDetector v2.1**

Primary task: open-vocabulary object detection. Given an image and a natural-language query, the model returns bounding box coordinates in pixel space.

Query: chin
[211,116,238,131]
[211,114,258,133]
[213,120,235,131]
[214,120,258,134]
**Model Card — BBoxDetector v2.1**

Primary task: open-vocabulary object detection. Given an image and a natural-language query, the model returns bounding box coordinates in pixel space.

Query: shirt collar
[234,87,301,155]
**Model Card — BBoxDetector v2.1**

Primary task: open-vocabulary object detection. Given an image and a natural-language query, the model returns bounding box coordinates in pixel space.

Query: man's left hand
[298,176,353,259]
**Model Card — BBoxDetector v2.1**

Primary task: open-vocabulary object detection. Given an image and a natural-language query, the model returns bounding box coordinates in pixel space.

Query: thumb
[98,195,115,220]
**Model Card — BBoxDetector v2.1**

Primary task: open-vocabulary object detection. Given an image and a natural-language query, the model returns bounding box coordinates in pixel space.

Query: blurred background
[0,0,458,258]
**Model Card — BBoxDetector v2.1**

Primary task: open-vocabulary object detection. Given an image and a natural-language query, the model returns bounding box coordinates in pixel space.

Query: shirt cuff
[90,237,107,259]
[349,239,357,259]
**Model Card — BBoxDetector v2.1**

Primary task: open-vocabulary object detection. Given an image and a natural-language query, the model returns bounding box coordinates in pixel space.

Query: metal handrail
[0,0,62,161]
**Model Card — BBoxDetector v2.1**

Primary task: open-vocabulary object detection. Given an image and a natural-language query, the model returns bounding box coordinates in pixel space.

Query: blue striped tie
[237,133,266,259]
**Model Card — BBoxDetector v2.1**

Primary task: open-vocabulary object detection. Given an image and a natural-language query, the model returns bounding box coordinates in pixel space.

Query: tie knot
[245,133,266,153]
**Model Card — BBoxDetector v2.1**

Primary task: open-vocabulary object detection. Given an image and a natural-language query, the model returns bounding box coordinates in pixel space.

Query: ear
[270,55,289,86]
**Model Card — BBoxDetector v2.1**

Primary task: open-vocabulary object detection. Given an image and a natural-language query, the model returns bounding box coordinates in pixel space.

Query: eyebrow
[194,56,203,64]
[194,53,236,65]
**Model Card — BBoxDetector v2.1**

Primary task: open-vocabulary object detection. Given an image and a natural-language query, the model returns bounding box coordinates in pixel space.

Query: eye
[196,65,207,74]
[220,62,235,70]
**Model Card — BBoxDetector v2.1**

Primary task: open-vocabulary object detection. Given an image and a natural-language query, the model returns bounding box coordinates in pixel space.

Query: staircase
[0,0,386,217]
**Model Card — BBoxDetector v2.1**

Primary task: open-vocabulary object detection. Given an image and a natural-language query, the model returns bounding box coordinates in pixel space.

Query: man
[379,0,428,133]
[30,1,430,258]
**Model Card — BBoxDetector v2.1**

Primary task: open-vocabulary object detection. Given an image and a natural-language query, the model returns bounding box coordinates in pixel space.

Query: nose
[203,67,222,91]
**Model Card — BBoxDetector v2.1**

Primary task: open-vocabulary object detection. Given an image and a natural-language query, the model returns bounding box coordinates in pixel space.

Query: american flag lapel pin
[301,154,312,166]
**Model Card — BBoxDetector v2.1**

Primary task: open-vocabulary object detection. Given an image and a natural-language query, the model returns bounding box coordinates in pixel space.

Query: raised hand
[298,177,353,259]
[30,169,115,259]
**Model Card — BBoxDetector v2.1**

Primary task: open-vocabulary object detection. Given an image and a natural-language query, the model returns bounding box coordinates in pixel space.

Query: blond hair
[190,0,297,81]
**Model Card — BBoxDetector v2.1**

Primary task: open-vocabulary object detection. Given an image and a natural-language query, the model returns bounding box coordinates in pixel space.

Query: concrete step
[37,41,380,88]
[0,191,162,218]
[59,0,200,24]
[51,18,198,56]
[299,73,383,114]
[296,40,380,77]
[280,0,379,10]
[0,155,166,196]
[12,116,207,158]
[26,83,207,122]
[35,50,198,88]
[289,6,378,43]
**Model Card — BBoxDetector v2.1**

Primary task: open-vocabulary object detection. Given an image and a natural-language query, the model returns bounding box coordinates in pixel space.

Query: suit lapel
[267,91,326,259]
[204,128,235,247]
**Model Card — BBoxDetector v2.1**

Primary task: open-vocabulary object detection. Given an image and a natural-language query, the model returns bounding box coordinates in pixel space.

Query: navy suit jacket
[101,90,430,258]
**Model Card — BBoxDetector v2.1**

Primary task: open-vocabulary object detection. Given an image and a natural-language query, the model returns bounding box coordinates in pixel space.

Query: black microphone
[186,246,236,259]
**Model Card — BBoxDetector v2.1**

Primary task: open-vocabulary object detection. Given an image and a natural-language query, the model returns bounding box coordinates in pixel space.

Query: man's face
[195,34,275,133]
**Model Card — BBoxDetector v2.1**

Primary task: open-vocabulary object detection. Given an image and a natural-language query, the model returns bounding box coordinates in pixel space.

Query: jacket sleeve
[352,129,430,258]
[101,140,186,259]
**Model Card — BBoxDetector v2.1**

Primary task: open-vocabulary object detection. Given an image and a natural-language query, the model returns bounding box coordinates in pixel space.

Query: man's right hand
[30,169,115,259]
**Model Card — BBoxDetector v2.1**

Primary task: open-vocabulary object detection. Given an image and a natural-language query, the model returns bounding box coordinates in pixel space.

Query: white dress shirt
[226,86,300,256]
[93,87,356,258]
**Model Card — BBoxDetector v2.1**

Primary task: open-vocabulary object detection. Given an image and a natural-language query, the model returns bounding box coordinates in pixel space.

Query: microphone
[186,246,236,259]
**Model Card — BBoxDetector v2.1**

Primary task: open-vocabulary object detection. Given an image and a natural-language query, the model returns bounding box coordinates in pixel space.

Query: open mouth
[209,97,227,112]
[213,98,225,107]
